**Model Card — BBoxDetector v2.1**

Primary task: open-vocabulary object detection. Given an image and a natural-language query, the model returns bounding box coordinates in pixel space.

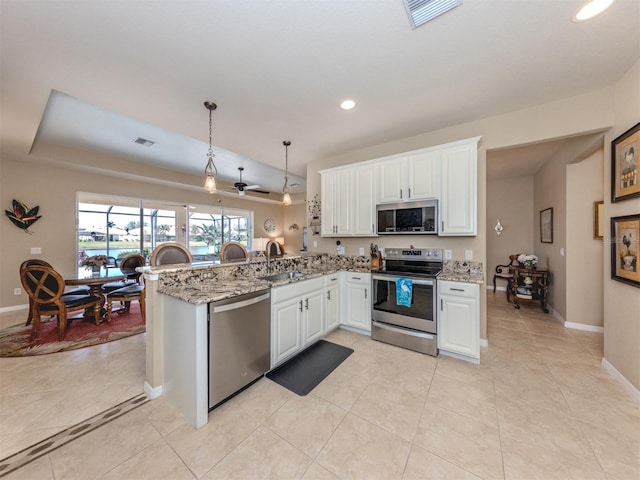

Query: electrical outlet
[313,240,317,248]
[14,288,21,296]
[465,250,473,260]
[359,247,365,255]
[444,250,452,260]
[200,271,214,280]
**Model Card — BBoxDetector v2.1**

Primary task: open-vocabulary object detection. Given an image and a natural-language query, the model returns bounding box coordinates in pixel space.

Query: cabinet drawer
[271,276,324,303]
[438,280,477,298]
[344,272,370,284]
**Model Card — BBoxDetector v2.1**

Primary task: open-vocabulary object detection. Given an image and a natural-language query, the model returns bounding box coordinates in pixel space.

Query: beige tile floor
[0,310,146,460]
[3,293,640,480]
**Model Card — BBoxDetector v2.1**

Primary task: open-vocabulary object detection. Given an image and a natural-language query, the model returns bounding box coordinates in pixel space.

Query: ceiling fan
[233,167,262,196]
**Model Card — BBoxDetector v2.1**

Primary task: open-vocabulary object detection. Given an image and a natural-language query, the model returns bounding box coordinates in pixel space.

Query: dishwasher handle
[212,292,271,314]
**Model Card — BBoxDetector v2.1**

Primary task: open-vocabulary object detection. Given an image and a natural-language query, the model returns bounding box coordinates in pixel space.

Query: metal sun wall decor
[4,199,42,234]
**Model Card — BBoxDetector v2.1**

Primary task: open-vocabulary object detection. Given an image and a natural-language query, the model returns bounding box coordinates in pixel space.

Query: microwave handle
[408,187,411,199]
[371,274,434,286]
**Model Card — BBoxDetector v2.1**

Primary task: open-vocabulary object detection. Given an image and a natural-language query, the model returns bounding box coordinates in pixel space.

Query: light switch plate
[313,240,317,248]
[465,250,473,260]
[31,247,42,254]
[359,247,365,255]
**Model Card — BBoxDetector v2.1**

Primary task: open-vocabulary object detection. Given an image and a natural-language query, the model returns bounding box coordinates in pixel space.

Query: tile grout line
[0,393,149,478]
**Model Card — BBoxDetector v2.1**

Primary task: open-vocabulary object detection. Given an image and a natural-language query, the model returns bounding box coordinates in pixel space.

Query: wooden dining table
[64,267,126,323]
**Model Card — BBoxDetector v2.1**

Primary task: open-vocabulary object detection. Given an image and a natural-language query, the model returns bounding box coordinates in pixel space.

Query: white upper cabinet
[320,164,375,237]
[408,150,440,200]
[440,140,478,236]
[353,165,376,236]
[378,151,440,203]
[321,169,352,236]
[318,136,479,237]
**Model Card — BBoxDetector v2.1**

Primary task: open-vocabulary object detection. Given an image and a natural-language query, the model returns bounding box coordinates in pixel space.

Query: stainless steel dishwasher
[208,289,271,409]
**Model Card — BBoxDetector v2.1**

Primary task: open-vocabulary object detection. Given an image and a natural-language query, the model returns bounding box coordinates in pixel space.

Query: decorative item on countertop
[308,193,321,235]
[370,243,382,269]
[4,199,42,234]
[517,253,538,270]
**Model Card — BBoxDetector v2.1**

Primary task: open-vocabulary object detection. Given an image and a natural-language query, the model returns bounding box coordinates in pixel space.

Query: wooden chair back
[150,242,193,266]
[219,242,248,262]
[119,253,145,282]
[20,264,65,306]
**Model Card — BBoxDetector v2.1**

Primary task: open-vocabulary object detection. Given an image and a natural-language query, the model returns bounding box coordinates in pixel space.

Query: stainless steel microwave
[376,199,438,234]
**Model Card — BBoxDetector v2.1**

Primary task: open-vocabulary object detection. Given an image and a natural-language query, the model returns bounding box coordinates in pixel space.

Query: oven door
[371,274,436,333]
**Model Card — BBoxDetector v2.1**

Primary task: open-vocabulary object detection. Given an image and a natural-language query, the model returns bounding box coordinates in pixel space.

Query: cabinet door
[321,171,337,236]
[440,143,477,236]
[335,170,352,235]
[303,289,324,346]
[378,158,405,203]
[325,282,340,330]
[353,165,376,236]
[344,274,371,332]
[438,293,479,360]
[272,297,302,366]
[408,150,440,200]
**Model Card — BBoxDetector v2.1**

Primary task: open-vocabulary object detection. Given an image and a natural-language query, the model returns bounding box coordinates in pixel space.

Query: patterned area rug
[0,303,145,357]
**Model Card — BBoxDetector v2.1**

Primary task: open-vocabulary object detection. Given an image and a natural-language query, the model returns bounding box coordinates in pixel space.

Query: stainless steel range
[371,247,442,356]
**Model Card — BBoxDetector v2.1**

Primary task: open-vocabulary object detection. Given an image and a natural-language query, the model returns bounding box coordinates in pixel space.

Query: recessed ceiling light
[572,0,615,22]
[340,99,356,110]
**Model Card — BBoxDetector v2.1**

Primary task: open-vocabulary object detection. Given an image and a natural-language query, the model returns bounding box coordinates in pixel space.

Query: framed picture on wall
[540,207,553,243]
[594,201,604,240]
[610,214,639,288]
[611,121,640,203]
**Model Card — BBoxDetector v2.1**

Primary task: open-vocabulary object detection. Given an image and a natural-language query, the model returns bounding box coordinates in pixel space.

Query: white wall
[566,149,604,327]
[603,60,640,391]
[486,176,534,291]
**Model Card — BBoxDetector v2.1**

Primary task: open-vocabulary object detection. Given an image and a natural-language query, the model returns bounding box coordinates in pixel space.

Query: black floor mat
[266,339,354,396]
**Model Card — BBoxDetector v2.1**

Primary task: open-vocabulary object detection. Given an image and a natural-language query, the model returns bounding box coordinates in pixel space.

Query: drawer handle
[450,288,465,292]
[352,276,361,280]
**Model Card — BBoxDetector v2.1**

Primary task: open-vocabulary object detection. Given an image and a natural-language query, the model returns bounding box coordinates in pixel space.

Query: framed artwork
[610,214,639,288]
[611,122,640,203]
[540,207,553,243]
[594,201,604,240]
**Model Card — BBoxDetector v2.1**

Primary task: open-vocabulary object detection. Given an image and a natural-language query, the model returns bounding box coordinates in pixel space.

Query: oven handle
[372,320,435,339]
[371,274,434,286]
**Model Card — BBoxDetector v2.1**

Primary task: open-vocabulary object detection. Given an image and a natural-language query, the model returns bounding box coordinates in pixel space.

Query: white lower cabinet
[324,274,341,331]
[437,280,479,363]
[271,277,324,367]
[341,272,371,333]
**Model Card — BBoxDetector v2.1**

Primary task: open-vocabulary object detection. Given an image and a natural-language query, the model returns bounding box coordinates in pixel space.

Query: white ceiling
[1,0,639,188]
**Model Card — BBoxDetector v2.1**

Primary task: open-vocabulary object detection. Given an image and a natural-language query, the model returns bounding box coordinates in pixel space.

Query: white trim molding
[480,338,489,347]
[601,358,640,402]
[144,382,162,400]
[564,321,604,333]
[0,304,28,314]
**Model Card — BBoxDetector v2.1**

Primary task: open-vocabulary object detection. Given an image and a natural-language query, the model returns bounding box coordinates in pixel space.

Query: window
[77,193,178,265]
[187,205,251,260]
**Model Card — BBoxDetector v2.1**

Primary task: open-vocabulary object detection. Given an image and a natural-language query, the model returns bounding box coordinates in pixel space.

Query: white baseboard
[486,285,507,292]
[0,304,28,314]
[439,349,480,365]
[480,338,488,347]
[564,322,604,333]
[601,358,640,402]
[144,382,163,400]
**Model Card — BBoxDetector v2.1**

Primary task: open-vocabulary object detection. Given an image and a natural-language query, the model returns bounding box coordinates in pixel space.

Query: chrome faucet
[266,240,274,273]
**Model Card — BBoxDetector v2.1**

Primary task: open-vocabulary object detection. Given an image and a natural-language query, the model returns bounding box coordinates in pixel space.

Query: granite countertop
[157,266,354,304]
[438,260,485,284]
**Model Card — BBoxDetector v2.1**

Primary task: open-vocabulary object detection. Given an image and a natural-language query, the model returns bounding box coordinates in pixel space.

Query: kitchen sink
[260,271,305,282]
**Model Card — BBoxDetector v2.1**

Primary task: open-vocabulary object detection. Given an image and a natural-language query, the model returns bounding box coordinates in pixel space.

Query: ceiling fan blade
[244,184,261,190]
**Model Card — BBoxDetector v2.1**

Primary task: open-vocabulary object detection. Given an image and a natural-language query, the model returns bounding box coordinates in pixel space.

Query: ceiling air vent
[403,0,462,29]
[132,137,155,147]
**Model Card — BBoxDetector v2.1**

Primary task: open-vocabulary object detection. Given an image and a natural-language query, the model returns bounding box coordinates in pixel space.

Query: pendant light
[203,101,218,193]
[282,140,292,205]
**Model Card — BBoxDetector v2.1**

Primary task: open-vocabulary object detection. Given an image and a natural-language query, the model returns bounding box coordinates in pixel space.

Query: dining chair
[150,242,193,266]
[105,280,145,323]
[493,254,520,295]
[102,253,145,294]
[219,241,248,262]
[20,264,102,340]
[20,259,89,326]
